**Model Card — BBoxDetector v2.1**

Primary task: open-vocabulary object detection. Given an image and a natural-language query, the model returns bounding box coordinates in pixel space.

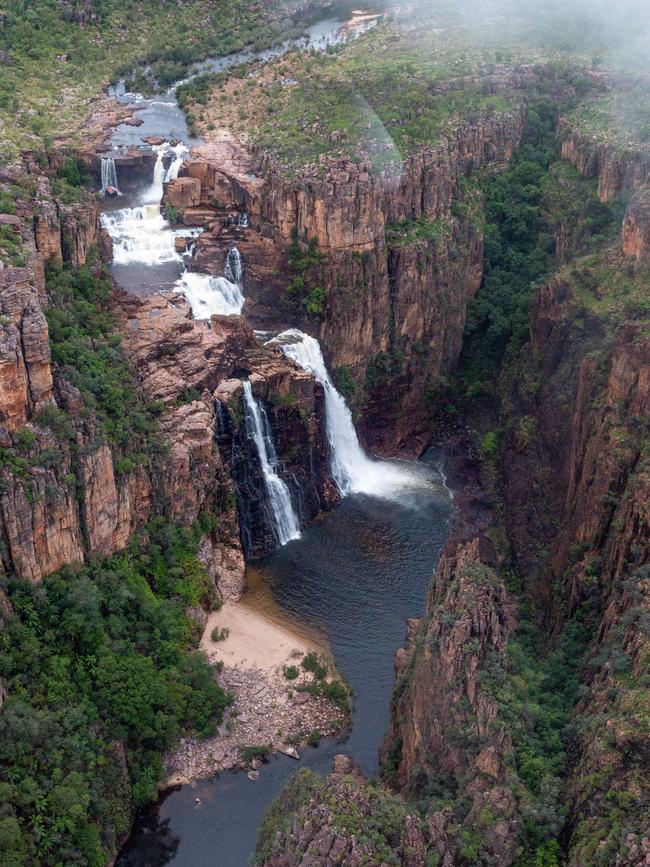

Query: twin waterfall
[100,141,408,552]
[242,381,301,545]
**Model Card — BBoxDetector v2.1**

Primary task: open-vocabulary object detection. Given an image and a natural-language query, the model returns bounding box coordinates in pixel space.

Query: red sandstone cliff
[169,105,526,452]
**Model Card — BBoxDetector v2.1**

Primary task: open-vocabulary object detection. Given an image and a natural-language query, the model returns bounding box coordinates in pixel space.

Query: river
[118,469,451,866]
[102,5,452,865]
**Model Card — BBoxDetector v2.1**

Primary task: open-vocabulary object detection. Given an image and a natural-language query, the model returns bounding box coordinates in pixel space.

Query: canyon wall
[381,124,650,865]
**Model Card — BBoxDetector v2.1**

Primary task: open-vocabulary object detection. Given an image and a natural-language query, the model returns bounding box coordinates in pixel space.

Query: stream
[102,5,453,865]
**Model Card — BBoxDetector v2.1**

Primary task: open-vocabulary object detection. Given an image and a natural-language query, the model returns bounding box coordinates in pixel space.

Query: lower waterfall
[242,381,301,546]
[271,329,422,498]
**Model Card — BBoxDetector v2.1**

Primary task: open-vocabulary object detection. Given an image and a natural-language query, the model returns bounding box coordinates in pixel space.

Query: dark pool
[118,454,452,866]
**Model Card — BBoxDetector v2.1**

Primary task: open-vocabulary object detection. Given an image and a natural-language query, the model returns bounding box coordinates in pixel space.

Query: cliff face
[375,110,650,865]
[558,118,650,203]
[175,107,525,452]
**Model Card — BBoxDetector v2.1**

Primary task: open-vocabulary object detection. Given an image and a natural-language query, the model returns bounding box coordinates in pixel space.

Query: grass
[565,76,650,153]
[0,0,306,155]
[183,20,535,174]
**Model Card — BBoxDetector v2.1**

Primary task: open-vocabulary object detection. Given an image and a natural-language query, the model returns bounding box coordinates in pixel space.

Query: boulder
[164,176,202,210]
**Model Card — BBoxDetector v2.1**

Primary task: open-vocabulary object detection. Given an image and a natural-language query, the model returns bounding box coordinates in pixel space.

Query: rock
[278,745,300,760]
[164,176,202,210]
[247,770,259,781]
[292,691,310,705]
[623,185,650,261]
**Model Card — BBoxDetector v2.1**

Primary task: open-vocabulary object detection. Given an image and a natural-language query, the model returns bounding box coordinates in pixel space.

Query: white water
[100,205,185,266]
[242,381,301,545]
[100,157,119,196]
[165,143,190,182]
[271,329,424,499]
[224,247,243,286]
[174,271,244,316]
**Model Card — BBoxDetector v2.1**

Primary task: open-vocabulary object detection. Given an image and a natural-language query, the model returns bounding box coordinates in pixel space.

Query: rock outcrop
[623,185,650,261]
[255,757,429,867]
[558,118,650,203]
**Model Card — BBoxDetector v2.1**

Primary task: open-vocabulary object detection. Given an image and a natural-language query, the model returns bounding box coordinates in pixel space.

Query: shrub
[283,665,299,680]
[211,626,230,642]
[241,744,272,763]
[302,651,328,680]
[307,730,321,747]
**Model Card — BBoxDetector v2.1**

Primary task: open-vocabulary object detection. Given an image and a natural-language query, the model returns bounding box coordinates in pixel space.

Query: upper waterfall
[242,381,301,546]
[270,330,424,499]
[100,157,119,196]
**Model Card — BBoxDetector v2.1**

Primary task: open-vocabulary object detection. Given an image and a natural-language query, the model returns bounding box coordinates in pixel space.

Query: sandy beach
[200,600,323,671]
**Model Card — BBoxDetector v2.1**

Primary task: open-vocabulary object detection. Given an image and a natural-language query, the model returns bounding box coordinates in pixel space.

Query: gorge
[0,2,648,867]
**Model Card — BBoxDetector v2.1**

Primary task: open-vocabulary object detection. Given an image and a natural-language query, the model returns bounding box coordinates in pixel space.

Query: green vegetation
[256,768,322,863]
[283,664,299,680]
[240,744,271,764]
[565,78,650,153]
[284,229,326,318]
[306,729,321,747]
[210,626,229,643]
[481,599,597,863]
[386,215,451,248]
[255,767,414,865]
[0,518,229,866]
[0,0,306,152]
[163,203,181,223]
[45,259,164,468]
[251,24,520,174]
[459,96,618,389]
[301,650,328,680]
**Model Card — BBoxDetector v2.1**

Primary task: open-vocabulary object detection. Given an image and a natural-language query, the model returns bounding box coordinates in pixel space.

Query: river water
[106,4,453,865]
[118,464,451,866]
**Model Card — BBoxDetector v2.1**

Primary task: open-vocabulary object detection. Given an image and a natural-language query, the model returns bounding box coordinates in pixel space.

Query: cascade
[242,381,301,546]
[144,144,168,203]
[214,398,226,436]
[164,143,189,182]
[271,330,419,498]
[173,271,244,316]
[100,157,119,195]
[238,212,249,227]
[100,205,182,266]
[224,247,243,286]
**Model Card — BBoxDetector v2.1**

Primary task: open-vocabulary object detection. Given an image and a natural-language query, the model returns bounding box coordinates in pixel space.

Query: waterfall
[165,143,189,182]
[224,247,243,287]
[242,381,301,545]
[100,205,183,266]
[270,329,418,498]
[238,212,249,227]
[173,271,244,316]
[100,157,119,195]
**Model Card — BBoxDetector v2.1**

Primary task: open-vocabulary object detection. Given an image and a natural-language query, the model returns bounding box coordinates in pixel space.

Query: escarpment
[169,106,526,452]
[558,117,650,203]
